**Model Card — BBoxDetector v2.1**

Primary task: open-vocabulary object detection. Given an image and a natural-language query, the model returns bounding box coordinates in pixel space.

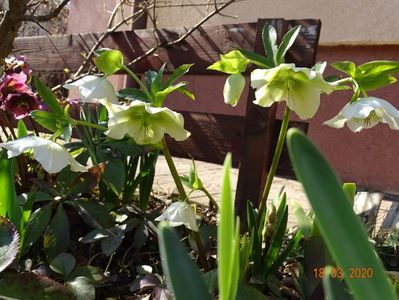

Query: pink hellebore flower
[0,73,29,100]
[2,92,43,119]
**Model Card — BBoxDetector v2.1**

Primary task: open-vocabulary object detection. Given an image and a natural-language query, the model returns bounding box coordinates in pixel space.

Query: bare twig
[126,0,236,67]
[22,0,69,22]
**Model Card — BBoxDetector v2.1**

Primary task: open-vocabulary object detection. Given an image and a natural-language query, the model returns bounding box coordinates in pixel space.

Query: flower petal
[0,136,86,173]
[324,113,347,129]
[155,201,198,231]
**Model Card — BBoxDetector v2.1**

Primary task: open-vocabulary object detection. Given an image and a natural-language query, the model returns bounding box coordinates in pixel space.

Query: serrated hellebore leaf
[50,253,76,279]
[44,205,70,260]
[34,76,64,115]
[0,217,19,273]
[276,25,301,64]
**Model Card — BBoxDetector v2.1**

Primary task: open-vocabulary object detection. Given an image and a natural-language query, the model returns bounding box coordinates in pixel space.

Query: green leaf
[44,204,70,260]
[21,203,52,254]
[276,25,301,64]
[154,82,187,105]
[218,153,240,300]
[0,272,75,299]
[116,88,148,102]
[71,199,113,229]
[207,50,249,74]
[286,128,396,300]
[66,276,95,300]
[356,60,399,77]
[0,155,21,232]
[50,253,76,279]
[342,183,356,207]
[94,49,124,75]
[151,63,166,95]
[69,265,104,284]
[322,266,352,300]
[34,77,64,115]
[177,86,195,101]
[262,25,278,66]
[0,217,19,273]
[331,61,356,76]
[158,223,211,300]
[236,283,270,300]
[139,152,158,210]
[101,234,124,256]
[30,110,60,132]
[293,201,312,238]
[17,120,28,138]
[238,49,270,68]
[166,64,193,86]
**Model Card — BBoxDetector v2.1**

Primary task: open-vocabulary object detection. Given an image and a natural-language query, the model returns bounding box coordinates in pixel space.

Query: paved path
[154,155,393,229]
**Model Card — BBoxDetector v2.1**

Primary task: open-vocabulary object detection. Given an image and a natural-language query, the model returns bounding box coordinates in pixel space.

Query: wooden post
[234,19,286,225]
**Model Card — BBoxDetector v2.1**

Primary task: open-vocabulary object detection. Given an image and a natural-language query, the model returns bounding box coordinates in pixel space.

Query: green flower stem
[72,120,108,131]
[161,138,209,269]
[161,138,188,201]
[257,105,291,223]
[121,65,152,100]
[333,77,352,86]
[201,187,219,210]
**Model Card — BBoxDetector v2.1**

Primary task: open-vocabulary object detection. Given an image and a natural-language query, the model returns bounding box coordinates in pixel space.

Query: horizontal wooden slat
[12,22,258,74]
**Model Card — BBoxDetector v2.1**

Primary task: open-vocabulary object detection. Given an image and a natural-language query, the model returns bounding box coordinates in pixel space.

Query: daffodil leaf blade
[207,50,249,74]
[276,25,301,64]
[158,223,212,300]
[94,49,124,75]
[34,76,64,115]
[166,64,193,86]
[262,24,278,66]
[322,266,352,300]
[287,128,396,300]
[331,61,356,76]
[0,156,21,233]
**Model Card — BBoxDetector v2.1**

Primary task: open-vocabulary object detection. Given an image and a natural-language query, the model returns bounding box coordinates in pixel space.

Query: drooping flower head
[0,136,87,174]
[103,100,190,145]
[2,92,43,119]
[63,75,118,104]
[155,201,198,231]
[324,97,399,132]
[250,63,334,119]
[0,73,29,100]
[4,56,32,76]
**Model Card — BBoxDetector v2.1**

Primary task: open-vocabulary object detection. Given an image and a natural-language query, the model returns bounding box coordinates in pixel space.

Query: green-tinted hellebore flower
[103,100,191,145]
[250,63,334,119]
[223,74,245,107]
[324,97,399,132]
[0,136,86,173]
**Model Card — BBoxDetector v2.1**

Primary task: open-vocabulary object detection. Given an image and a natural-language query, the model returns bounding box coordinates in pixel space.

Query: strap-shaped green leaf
[158,223,211,300]
[287,128,395,300]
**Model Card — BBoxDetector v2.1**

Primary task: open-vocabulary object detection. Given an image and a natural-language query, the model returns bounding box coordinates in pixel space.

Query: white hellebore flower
[103,100,190,145]
[324,97,399,133]
[64,75,118,104]
[155,201,199,232]
[0,136,86,174]
[250,63,334,119]
[223,73,245,107]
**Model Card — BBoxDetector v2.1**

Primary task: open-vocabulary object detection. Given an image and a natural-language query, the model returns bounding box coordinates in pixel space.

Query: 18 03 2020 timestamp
[313,267,374,279]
